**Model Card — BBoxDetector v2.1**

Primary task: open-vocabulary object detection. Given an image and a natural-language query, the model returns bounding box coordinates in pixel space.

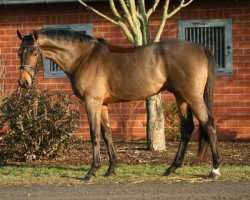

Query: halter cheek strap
[20,65,37,78]
[19,48,42,79]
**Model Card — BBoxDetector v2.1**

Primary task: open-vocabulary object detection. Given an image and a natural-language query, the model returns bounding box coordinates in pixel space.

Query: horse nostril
[24,80,30,88]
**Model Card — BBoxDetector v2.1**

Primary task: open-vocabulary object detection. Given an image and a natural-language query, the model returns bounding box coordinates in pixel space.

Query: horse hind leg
[189,99,222,179]
[101,105,117,176]
[164,99,194,176]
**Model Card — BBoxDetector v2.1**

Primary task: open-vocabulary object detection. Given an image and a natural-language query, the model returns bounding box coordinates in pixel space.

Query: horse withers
[17,28,222,181]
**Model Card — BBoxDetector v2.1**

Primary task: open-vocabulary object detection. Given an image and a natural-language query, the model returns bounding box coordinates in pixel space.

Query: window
[178,20,232,75]
[43,24,93,78]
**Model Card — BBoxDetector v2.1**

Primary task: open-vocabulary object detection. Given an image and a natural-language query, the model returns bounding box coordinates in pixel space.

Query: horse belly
[109,75,166,102]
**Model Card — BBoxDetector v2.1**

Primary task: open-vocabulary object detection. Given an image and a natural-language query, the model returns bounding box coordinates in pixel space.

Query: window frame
[43,24,93,78]
[178,19,233,75]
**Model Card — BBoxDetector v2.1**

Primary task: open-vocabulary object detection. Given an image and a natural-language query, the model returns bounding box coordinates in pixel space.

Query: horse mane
[37,28,135,53]
[37,28,93,43]
[97,38,136,53]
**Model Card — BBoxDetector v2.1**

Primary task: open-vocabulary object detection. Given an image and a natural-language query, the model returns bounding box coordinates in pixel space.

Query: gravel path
[0,181,249,200]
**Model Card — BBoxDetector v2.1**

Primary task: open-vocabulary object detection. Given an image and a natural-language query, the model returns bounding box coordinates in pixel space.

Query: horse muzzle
[18,69,32,88]
[18,79,32,88]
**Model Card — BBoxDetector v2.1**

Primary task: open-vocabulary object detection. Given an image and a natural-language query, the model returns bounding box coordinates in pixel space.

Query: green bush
[163,101,180,141]
[0,86,80,162]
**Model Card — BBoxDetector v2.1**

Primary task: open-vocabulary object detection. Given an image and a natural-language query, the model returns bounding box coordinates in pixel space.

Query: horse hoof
[208,171,221,179]
[83,174,95,182]
[104,170,116,177]
[163,169,172,176]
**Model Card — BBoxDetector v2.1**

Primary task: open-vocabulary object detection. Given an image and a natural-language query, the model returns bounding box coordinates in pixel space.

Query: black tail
[198,48,216,160]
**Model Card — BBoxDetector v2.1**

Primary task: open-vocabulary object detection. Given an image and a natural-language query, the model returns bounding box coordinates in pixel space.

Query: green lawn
[0,164,249,185]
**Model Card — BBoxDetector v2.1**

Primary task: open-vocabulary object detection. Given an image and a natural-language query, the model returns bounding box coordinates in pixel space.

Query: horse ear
[32,30,38,41]
[17,29,23,40]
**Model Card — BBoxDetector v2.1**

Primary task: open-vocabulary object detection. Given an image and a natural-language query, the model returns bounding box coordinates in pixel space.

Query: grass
[0,164,249,186]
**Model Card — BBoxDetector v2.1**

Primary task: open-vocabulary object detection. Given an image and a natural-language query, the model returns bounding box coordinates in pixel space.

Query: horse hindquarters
[165,47,221,179]
[192,48,222,178]
[198,48,216,160]
[201,48,222,178]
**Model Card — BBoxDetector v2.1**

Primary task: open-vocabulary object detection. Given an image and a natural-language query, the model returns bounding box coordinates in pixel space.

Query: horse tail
[198,47,216,160]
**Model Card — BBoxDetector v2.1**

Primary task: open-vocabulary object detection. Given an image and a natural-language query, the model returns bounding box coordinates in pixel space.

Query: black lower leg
[164,105,194,176]
[101,120,117,176]
[84,137,101,181]
[164,139,189,176]
[104,140,117,176]
[84,163,101,181]
[204,119,222,179]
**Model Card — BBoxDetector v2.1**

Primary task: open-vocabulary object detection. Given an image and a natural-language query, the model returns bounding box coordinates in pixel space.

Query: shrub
[0,86,80,162]
[163,101,180,141]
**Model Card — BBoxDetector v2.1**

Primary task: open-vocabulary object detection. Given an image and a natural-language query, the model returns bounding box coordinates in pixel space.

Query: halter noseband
[19,45,42,79]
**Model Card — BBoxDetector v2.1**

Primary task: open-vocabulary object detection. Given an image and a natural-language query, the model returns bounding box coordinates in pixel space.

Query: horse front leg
[101,105,117,176]
[84,97,102,181]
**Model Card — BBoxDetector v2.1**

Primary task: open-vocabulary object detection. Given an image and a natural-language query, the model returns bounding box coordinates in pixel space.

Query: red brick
[244,35,250,41]
[226,108,239,114]
[238,15,250,21]
[239,121,250,127]
[244,62,250,67]
[219,88,232,94]
[238,69,250,74]
[225,121,239,127]
[238,95,250,100]
[214,107,226,114]
[245,88,250,93]
[232,88,245,94]
[234,48,244,55]
[239,107,250,114]
[244,49,250,54]
[239,42,250,49]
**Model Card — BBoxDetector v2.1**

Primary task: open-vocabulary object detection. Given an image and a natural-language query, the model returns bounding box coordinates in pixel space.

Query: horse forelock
[37,28,94,43]
[20,35,34,49]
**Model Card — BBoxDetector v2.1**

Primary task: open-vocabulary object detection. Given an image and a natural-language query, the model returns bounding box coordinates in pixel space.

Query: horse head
[17,30,43,88]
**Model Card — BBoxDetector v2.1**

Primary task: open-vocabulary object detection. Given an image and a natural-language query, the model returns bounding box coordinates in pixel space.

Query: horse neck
[38,36,96,75]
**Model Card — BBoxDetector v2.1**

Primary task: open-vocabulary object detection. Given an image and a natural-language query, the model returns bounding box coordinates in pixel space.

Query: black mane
[37,28,94,42]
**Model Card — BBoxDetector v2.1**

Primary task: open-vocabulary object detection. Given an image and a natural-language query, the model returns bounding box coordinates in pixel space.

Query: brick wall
[0,0,249,140]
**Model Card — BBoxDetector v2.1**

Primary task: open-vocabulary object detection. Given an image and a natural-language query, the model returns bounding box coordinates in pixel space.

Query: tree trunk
[135,25,166,151]
[146,94,166,151]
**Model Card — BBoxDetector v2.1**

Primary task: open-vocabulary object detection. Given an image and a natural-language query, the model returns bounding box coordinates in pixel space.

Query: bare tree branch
[137,0,150,44]
[153,0,193,42]
[153,0,170,42]
[119,22,135,44]
[168,0,193,18]
[78,0,135,43]
[79,0,118,25]
[129,0,136,14]
[129,0,138,28]
[146,0,160,19]
[118,0,137,35]
[109,0,135,43]
[109,0,122,20]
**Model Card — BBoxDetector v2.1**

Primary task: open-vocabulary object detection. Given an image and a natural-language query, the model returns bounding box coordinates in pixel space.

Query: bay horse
[17,28,221,181]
